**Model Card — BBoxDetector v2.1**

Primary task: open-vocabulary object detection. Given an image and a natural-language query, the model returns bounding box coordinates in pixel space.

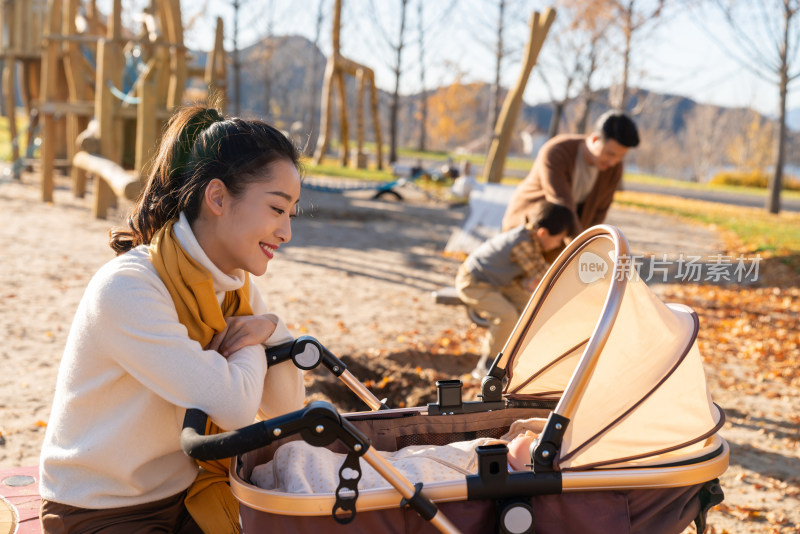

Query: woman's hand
[206,315,278,358]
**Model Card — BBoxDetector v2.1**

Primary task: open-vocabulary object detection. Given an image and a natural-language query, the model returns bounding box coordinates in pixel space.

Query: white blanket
[251,418,540,493]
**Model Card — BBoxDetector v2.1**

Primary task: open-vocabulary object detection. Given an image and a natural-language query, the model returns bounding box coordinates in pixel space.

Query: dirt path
[1,171,796,533]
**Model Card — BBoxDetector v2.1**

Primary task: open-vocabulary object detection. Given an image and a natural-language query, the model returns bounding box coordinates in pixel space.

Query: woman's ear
[204,179,226,216]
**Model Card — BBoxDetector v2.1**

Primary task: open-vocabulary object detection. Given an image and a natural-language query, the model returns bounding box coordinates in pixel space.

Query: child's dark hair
[109,104,301,255]
[594,110,640,148]
[531,201,574,236]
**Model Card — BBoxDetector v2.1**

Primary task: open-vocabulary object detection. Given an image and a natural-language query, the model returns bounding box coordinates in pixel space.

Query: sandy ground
[1,169,798,533]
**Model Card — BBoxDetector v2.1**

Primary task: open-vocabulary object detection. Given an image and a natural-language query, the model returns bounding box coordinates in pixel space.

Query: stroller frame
[181,225,728,534]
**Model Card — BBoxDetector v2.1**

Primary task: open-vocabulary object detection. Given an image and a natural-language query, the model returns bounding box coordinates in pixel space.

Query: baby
[251,419,540,493]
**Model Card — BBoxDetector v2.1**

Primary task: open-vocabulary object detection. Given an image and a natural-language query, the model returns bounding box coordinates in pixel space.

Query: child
[455,201,573,375]
[39,104,305,534]
[250,419,541,493]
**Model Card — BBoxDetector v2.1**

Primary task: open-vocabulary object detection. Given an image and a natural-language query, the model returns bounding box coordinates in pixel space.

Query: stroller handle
[181,400,369,461]
[267,336,390,411]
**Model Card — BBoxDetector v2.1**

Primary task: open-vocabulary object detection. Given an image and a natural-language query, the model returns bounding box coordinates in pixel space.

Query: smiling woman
[38,104,306,534]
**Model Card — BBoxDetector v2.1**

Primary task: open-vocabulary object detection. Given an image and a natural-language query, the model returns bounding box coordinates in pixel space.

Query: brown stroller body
[182,225,728,534]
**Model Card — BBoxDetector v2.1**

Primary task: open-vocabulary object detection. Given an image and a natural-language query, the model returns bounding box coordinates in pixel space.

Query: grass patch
[0,111,31,161]
[614,190,800,255]
[624,171,800,200]
[303,157,395,182]
[396,147,533,172]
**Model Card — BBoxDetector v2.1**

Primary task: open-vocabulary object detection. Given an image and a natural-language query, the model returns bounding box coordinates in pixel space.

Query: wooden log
[73,151,142,219]
[73,151,141,200]
[484,8,555,184]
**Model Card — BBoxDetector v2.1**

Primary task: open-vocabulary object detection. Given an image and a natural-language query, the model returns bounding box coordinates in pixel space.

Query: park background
[1,1,800,534]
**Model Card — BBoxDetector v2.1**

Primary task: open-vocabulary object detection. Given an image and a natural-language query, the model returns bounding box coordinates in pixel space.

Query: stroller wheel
[499,501,534,534]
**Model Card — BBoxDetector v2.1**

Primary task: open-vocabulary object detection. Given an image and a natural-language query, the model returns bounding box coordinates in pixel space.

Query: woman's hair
[109,104,301,255]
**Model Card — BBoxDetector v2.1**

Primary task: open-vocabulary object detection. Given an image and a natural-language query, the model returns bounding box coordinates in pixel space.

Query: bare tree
[562,0,666,111]
[538,1,612,136]
[683,105,729,182]
[304,0,325,154]
[367,0,409,164]
[416,0,427,151]
[230,0,246,116]
[696,0,800,214]
[490,0,507,132]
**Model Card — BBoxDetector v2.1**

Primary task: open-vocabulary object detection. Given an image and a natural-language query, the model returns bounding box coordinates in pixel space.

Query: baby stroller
[182,225,728,534]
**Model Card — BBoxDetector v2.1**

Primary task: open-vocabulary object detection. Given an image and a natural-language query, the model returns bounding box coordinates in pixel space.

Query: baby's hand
[507,430,538,471]
[206,315,278,358]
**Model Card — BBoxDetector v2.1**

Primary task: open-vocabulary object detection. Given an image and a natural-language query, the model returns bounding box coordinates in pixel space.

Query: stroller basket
[182,225,728,534]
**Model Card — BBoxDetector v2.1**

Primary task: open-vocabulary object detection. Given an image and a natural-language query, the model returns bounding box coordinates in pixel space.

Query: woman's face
[203,159,301,276]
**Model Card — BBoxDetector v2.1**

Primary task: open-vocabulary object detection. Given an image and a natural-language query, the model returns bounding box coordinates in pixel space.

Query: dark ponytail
[109,104,301,255]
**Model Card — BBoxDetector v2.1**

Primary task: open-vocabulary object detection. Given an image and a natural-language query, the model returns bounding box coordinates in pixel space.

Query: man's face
[585,135,629,171]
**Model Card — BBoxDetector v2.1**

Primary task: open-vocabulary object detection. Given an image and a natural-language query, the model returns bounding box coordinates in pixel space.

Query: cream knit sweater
[39,213,303,508]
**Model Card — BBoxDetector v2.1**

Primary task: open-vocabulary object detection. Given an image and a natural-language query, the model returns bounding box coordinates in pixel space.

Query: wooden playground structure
[313,0,384,171]
[1,0,227,218]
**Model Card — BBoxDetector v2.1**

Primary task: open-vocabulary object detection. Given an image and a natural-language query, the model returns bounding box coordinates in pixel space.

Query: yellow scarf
[150,219,252,534]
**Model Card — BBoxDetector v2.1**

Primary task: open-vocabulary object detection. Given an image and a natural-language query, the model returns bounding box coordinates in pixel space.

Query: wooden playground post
[39,0,62,202]
[159,0,187,109]
[484,8,555,184]
[205,17,228,107]
[1,0,20,170]
[63,0,91,197]
[91,0,123,217]
[355,68,366,168]
[135,51,162,174]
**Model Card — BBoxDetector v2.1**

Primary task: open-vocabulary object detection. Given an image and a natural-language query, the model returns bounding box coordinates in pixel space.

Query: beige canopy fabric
[502,227,723,471]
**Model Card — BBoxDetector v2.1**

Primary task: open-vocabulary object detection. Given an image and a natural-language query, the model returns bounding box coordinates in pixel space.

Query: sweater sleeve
[248,276,306,419]
[90,259,268,431]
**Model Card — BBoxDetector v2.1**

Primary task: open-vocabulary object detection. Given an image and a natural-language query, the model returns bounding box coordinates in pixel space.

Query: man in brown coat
[502,110,640,240]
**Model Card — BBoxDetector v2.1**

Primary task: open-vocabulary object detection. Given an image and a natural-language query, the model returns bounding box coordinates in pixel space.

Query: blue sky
[130,1,799,119]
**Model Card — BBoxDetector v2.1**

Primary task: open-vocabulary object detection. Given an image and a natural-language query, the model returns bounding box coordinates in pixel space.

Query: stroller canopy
[502,226,723,471]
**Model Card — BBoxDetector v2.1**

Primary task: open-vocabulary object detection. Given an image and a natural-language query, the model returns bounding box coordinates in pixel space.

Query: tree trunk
[231,0,242,116]
[389,0,408,164]
[490,0,506,141]
[548,100,564,138]
[416,0,427,152]
[305,0,324,155]
[767,4,792,215]
[615,1,633,110]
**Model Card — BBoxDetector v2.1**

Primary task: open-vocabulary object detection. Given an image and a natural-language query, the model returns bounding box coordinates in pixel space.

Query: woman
[39,104,305,533]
